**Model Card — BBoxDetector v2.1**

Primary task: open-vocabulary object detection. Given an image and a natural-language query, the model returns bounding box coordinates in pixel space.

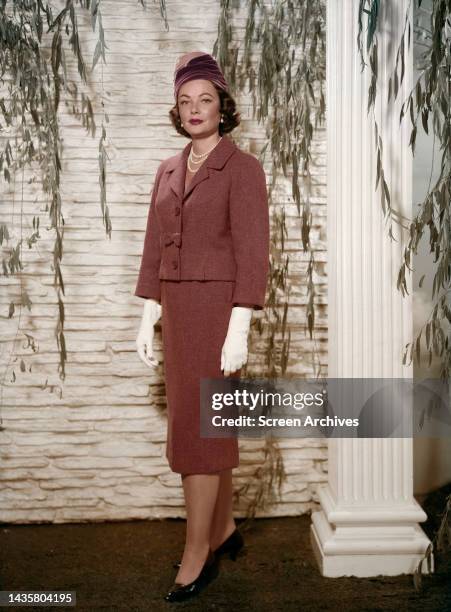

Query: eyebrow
[179,92,213,98]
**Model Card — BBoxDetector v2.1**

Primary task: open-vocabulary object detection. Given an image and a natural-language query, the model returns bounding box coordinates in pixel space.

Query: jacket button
[174,206,181,216]
[172,260,178,269]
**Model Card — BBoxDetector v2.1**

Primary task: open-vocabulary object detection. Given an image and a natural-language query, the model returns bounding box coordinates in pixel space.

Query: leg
[209,468,236,550]
[175,472,220,585]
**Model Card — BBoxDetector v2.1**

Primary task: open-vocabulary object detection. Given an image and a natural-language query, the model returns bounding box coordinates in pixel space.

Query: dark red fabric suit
[135,136,269,474]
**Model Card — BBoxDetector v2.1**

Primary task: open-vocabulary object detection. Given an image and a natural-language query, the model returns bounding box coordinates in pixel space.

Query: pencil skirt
[160,279,240,474]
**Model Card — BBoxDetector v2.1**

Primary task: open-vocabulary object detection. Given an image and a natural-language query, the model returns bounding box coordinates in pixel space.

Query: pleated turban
[173,51,229,100]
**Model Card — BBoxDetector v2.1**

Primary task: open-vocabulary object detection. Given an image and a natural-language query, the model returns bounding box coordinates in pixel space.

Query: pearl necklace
[187,137,222,173]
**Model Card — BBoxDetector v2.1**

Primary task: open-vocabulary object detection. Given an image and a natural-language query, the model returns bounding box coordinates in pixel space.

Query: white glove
[221,307,253,376]
[136,298,162,368]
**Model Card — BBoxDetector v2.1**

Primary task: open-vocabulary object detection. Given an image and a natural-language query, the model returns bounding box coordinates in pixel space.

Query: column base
[310,485,434,577]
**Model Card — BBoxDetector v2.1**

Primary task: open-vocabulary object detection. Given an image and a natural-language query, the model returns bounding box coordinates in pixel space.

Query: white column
[310,0,432,577]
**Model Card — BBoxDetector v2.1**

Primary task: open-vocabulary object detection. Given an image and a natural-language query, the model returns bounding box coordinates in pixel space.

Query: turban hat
[173,51,229,101]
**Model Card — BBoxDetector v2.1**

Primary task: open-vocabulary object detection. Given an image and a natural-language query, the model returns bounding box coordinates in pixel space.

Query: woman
[134,51,269,602]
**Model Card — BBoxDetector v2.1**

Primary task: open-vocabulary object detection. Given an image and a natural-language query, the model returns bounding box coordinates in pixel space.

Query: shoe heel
[229,546,246,561]
[209,558,220,580]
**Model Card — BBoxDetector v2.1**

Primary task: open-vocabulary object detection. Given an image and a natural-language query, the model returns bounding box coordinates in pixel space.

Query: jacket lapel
[165,136,237,202]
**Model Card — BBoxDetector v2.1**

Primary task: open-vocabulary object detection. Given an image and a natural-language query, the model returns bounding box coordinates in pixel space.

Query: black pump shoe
[172,528,244,569]
[164,548,219,603]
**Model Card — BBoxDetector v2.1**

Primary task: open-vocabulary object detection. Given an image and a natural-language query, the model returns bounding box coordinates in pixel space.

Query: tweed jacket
[134,136,270,310]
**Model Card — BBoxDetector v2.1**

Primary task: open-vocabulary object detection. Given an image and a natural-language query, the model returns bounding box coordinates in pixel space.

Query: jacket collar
[164,136,237,201]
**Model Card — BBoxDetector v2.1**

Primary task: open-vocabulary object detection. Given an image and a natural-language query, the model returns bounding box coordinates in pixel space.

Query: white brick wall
[0,0,327,523]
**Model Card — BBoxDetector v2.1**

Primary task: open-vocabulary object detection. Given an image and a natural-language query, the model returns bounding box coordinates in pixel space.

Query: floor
[1,486,450,611]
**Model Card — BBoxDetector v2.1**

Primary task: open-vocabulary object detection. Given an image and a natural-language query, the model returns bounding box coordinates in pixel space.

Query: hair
[169,84,241,139]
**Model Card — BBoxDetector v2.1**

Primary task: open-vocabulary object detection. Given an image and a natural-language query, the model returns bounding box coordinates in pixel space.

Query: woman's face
[177,79,221,138]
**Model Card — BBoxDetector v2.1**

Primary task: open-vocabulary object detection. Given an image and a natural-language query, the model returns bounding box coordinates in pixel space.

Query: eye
[202,99,212,103]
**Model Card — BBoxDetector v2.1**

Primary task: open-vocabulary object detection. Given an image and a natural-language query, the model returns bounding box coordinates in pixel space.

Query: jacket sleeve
[134,161,166,302]
[229,154,270,310]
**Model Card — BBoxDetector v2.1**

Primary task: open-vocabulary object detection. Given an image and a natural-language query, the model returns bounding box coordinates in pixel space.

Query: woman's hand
[221,307,253,376]
[136,298,162,368]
